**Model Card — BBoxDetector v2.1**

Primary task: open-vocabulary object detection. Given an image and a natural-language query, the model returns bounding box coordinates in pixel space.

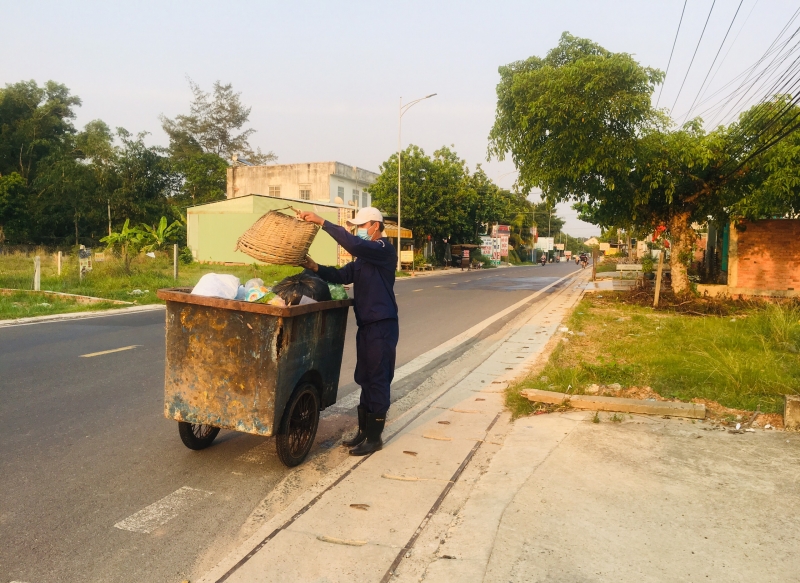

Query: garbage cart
[156,288,352,467]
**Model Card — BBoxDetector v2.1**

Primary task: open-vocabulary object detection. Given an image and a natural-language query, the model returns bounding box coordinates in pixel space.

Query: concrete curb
[0,303,165,328]
[521,388,706,419]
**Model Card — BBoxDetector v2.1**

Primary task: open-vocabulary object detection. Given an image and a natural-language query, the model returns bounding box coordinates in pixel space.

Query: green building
[187,195,354,266]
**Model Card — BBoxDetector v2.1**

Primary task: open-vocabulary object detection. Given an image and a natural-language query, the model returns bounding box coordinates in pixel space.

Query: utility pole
[108,200,112,236]
[397,93,437,270]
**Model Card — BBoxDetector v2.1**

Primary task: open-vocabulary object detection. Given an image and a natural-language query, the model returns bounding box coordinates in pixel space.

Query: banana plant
[101,219,145,274]
[140,216,182,253]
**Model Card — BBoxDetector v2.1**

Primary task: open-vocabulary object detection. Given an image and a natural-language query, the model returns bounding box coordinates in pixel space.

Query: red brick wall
[734,219,800,291]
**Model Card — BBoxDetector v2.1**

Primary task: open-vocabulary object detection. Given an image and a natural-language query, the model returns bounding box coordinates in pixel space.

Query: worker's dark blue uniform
[315,221,398,416]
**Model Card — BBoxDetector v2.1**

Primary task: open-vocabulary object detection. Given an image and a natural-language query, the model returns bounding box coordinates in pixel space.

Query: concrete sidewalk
[195,268,800,583]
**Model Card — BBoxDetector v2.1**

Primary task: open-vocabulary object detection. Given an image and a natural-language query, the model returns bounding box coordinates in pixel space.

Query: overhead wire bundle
[660,2,800,182]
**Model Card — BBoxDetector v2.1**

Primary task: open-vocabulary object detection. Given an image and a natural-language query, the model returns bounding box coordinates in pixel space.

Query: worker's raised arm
[316,261,355,285]
[321,221,395,264]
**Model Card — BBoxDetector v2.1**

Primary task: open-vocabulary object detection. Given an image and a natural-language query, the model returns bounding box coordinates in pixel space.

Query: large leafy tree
[489,32,800,292]
[0,80,81,182]
[161,79,275,208]
[370,145,540,256]
[111,129,177,227]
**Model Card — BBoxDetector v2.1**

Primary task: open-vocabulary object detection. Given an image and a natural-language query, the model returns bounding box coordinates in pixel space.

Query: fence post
[653,251,665,308]
[173,244,178,280]
[591,248,597,282]
[57,251,62,276]
[34,256,41,291]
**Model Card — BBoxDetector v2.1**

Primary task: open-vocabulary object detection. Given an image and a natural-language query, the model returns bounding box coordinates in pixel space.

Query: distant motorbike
[540,256,547,266]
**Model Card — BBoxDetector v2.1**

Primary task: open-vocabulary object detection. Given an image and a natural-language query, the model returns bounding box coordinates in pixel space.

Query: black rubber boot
[342,406,367,447]
[349,413,385,456]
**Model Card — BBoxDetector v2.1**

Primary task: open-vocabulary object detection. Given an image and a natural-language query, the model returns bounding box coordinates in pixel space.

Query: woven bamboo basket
[235,209,320,265]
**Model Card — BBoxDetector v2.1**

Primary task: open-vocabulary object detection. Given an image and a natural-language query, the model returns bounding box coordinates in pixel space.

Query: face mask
[357,227,371,240]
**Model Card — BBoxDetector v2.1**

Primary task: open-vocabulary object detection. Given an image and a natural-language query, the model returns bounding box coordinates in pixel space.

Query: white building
[227,162,379,208]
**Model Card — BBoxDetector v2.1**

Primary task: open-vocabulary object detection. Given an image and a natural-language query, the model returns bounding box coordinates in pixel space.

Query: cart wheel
[178,421,220,450]
[276,383,320,467]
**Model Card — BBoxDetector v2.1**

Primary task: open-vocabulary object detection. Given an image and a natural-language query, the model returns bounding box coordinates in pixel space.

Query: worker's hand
[295,210,324,225]
[299,255,319,272]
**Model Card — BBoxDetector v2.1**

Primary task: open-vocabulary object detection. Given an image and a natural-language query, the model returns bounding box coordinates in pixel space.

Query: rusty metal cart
[156,288,352,467]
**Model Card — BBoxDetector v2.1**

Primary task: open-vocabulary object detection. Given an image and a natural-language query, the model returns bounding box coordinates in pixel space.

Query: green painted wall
[188,195,344,265]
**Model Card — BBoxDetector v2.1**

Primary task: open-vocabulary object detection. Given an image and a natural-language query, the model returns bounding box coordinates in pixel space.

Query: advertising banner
[491,237,501,264]
[555,243,565,251]
[500,234,509,257]
[535,237,554,251]
[491,224,510,238]
[480,235,492,257]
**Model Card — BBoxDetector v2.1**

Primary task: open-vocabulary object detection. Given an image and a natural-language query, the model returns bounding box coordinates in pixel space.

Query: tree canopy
[489,32,800,292]
[369,144,566,259]
[0,78,274,246]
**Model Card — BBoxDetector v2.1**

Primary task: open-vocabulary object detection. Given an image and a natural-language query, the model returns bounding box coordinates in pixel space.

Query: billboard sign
[491,224,510,237]
[480,235,492,257]
[535,237,554,251]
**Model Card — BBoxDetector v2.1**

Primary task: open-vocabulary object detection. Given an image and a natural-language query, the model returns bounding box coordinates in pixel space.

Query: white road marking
[434,285,442,288]
[326,390,361,413]
[80,345,140,358]
[413,289,423,292]
[114,486,212,534]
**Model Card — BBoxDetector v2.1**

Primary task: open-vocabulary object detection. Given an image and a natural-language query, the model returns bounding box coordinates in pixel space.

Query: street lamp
[397,93,437,270]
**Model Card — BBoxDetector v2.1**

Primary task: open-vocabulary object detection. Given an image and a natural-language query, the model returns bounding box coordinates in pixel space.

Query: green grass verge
[594,262,617,273]
[507,294,800,416]
[0,290,124,320]
[0,252,301,320]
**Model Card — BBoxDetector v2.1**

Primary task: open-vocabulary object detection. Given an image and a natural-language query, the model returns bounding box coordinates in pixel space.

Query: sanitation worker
[295,207,398,456]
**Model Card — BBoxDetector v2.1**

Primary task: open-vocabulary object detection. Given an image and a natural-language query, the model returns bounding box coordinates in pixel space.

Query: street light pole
[397,93,437,270]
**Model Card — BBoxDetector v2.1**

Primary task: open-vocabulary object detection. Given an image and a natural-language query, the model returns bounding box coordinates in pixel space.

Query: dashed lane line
[114,486,212,534]
[80,345,140,358]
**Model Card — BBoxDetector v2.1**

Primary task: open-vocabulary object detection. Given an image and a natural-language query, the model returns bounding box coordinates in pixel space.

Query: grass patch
[508,293,800,416]
[0,251,300,319]
[0,290,123,320]
[594,262,617,273]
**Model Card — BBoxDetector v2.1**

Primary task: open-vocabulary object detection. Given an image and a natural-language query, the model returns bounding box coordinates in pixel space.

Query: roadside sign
[480,235,492,257]
[79,246,93,274]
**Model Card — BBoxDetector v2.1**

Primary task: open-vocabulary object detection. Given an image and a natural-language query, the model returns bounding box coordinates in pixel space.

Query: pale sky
[3,0,797,236]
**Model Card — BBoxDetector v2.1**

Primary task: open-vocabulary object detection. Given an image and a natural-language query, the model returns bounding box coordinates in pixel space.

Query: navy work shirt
[315,221,398,327]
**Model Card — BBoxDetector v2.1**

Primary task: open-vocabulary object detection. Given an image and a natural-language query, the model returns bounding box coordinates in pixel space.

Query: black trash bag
[273,270,332,305]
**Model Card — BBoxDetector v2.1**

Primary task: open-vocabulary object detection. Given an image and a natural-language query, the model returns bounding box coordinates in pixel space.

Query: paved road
[0,264,579,583]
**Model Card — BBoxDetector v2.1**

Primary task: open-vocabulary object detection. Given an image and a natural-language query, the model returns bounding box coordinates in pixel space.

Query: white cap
[346,206,383,227]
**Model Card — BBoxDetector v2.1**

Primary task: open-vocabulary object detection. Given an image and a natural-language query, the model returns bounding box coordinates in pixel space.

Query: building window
[300,189,311,200]
[352,189,359,207]
[362,191,368,208]
[337,186,344,198]
[269,185,281,197]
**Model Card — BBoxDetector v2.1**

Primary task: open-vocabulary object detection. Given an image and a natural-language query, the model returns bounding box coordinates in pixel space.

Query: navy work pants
[353,318,399,416]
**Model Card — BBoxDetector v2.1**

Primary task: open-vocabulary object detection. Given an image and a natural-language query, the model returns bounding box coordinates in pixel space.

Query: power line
[687,28,800,123]
[656,0,688,108]
[682,0,745,123]
[692,0,761,115]
[671,0,718,114]
[703,8,800,127]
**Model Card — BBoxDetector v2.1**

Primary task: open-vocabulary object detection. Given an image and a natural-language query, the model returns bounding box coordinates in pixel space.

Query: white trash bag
[191,273,241,299]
